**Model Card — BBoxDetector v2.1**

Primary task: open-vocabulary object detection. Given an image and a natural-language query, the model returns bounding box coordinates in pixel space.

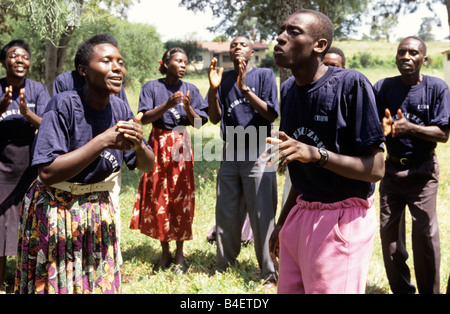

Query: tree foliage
[180,0,450,43]
[111,20,165,87]
[180,0,370,41]
[0,11,164,89]
[165,40,202,64]
[0,0,138,92]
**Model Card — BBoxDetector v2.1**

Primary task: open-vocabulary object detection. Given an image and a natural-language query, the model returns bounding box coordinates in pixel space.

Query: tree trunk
[56,32,73,75]
[275,0,303,84]
[45,40,58,95]
[44,31,74,96]
[446,0,450,42]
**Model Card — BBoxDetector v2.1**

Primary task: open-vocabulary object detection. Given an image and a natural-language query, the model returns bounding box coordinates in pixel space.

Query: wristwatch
[315,147,329,167]
[242,86,251,94]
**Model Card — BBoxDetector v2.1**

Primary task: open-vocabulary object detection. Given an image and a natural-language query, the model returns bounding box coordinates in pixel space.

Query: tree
[112,20,165,86]
[1,9,164,89]
[212,35,230,42]
[418,17,437,41]
[373,0,450,41]
[1,0,136,94]
[180,0,369,42]
[0,2,17,36]
[165,40,202,65]
[370,12,398,41]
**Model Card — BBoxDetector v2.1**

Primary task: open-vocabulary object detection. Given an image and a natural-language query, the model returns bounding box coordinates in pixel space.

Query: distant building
[189,41,269,72]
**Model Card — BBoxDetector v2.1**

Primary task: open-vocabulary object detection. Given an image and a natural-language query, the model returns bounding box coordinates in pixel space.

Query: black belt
[387,152,435,167]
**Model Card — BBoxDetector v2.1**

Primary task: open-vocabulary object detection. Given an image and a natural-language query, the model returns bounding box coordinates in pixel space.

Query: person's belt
[387,152,435,167]
[40,171,119,195]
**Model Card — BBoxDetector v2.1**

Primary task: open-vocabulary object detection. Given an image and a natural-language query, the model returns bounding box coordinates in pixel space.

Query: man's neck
[292,62,328,87]
[401,73,423,86]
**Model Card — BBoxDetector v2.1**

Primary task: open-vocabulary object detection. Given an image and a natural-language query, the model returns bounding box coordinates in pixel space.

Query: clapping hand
[0,85,13,115]
[208,58,223,89]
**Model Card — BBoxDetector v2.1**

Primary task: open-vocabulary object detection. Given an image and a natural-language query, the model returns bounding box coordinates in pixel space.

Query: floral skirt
[130,127,195,242]
[14,180,121,294]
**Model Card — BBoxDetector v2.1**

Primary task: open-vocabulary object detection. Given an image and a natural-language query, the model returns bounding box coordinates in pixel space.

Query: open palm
[208,58,223,89]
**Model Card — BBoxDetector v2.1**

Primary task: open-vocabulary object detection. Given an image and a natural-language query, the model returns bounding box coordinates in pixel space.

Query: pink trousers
[278,195,377,294]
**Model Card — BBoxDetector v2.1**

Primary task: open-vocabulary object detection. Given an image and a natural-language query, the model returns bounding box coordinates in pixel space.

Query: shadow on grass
[121,242,160,271]
[185,245,263,284]
[3,257,16,294]
[366,283,390,294]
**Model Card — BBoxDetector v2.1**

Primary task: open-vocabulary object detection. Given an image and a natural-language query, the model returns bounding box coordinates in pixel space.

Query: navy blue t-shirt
[0,78,50,145]
[138,79,208,130]
[374,75,450,158]
[280,67,384,203]
[214,67,279,140]
[0,78,50,184]
[53,70,129,105]
[32,90,150,184]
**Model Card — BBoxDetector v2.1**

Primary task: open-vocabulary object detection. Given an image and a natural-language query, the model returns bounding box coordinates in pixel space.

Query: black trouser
[447,275,449,294]
[379,155,441,294]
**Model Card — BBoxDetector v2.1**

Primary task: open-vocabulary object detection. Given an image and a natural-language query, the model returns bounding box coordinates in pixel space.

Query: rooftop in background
[198,42,269,53]
[190,42,270,72]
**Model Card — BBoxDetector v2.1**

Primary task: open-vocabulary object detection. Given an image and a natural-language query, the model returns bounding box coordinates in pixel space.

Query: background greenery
[2,40,450,294]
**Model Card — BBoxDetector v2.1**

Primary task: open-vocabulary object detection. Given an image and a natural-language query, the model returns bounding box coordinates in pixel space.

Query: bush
[259,56,278,72]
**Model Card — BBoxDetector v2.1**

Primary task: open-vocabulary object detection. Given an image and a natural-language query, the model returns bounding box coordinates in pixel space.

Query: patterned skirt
[14,180,121,294]
[130,127,195,242]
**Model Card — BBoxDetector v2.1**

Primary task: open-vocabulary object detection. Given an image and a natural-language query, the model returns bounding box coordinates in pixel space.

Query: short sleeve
[137,82,156,113]
[31,96,71,167]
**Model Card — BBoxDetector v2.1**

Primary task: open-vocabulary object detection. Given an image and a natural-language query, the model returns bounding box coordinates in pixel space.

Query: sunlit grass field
[2,41,450,294]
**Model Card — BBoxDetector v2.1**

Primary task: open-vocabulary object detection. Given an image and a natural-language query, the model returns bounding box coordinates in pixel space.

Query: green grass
[2,40,450,294]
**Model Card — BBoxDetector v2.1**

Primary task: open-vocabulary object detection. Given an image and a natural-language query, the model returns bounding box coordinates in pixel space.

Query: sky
[127,0,218,41]
[127,0,450,42]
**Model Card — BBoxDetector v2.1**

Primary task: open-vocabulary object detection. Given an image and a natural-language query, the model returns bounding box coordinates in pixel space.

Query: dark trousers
[215,158,277,280]
[379,155,441,294]
[447,275,449,294]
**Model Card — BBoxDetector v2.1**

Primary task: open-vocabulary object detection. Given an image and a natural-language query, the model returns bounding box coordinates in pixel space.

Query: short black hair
[159,47,186,75]
[0,40,32,63]
[74,33,118,69]
[401,36,427,56]
[327,46,346,67]
[294,9,334,55]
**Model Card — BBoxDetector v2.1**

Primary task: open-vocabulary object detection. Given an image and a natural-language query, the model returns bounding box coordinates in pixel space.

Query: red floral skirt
[130,127,195,242]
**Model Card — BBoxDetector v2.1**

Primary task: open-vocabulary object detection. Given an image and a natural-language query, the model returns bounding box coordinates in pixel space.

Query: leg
[408,173,440,294]
[215,161,244,272]
[379,191,415,294]
[447,275,449,294]
[175,241,184,265]
[277,203,305,294]
[0,256,6,291]
[296,197,376,294]
[240,159,276,280]
[174,241,187,274]
[154,241,172,272]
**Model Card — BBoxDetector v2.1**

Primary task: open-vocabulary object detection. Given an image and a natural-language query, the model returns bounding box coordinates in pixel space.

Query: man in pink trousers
[268,10,385,294]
